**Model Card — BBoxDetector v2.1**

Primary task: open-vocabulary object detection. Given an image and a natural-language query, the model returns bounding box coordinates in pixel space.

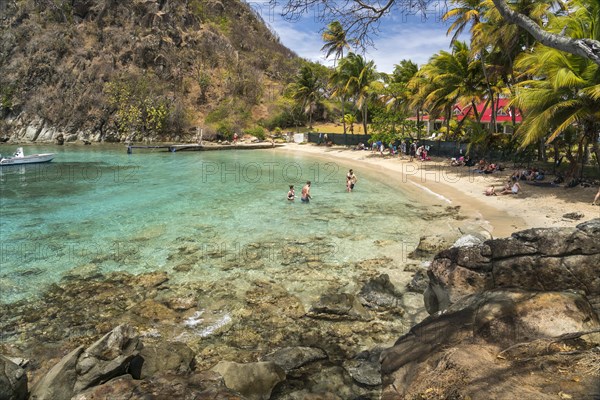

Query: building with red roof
[409,98,522,137]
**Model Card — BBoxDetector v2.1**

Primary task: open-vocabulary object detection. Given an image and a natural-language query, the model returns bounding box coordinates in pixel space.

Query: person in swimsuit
[346,169,357,192]
[301,181,312,203]
[287,185,295,201]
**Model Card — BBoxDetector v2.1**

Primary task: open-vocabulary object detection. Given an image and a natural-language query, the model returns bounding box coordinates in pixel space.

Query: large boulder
[130,342,195,379]
[0,355,28,400]
[211,361,285,400]
[30,324,142,400]
[425,219,600,314]
[380,289,600,399]
[72,371,244,399]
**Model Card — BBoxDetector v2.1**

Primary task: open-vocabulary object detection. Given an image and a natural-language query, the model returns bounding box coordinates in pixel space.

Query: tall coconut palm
[511,0,600,178]
[336,53,378,135]
[443,0,502,133]
[322,21,351,133]
[414,42,486,139]
[287,63,324,129]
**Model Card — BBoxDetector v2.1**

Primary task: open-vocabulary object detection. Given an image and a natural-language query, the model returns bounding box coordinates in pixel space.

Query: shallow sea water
[0,145,428,305]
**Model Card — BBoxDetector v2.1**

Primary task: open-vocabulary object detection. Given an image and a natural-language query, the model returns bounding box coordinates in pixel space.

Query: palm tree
[511,0,600,180]
[322,21,351,134]
[287,63,323,129]
[444,0,502,134]
[337,52,378,135]
[378,60,418,135]
[413,42,485,140]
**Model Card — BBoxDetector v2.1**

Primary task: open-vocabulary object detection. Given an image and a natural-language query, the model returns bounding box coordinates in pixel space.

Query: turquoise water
[0,145,426,304]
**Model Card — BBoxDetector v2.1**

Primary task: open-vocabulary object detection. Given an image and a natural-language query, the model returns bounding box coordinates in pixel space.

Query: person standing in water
[301,181,312,203]
[346,169,357,192]
[287,185,295,201]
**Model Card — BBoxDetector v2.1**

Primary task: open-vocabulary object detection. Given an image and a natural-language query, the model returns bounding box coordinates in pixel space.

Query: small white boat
[0,147,55,166]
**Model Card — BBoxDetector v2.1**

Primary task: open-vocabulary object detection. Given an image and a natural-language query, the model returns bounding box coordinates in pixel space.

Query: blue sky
[250,2,461,73]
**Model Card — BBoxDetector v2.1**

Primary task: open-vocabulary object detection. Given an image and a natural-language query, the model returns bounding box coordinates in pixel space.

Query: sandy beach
[275,143,600,237]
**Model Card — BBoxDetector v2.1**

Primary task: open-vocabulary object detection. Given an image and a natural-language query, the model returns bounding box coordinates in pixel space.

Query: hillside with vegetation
[0,0,299,142]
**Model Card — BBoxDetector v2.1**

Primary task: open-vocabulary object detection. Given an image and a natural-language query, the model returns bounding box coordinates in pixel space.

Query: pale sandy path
[275,143,600,238]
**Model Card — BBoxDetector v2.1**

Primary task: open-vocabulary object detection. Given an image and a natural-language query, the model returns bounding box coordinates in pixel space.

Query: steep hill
[0,0,299,142]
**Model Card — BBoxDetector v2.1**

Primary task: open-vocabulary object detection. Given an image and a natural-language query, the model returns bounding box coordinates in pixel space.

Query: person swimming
[287,185,295,201]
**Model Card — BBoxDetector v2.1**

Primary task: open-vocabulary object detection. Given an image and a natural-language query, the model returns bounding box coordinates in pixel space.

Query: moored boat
[0,147,55,165]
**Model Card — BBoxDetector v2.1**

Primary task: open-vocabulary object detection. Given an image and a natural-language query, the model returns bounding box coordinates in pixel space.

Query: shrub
[244,126,265,140]
[216,121,234,140]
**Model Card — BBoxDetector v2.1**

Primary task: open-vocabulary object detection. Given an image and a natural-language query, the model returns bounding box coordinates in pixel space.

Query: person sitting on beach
[416,145,423,160]
[287,185,295,201]
[484,186,497,196]
[483,163,497,174]
[500,178,521,195]
[511,169,523,180]
[301,181,312,203]
[476,159,487,171]
[451,156,465,166]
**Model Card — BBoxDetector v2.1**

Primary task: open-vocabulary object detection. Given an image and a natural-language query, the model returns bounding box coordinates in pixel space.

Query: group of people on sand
[484,177,522,196]
[473,159,505,174]
[287,169,358,202]
[367,139,431,162]
[511,167,546,182]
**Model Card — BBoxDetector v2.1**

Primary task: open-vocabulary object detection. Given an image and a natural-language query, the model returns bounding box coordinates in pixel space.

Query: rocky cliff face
[381,219,600,399]
[0,0,298,143]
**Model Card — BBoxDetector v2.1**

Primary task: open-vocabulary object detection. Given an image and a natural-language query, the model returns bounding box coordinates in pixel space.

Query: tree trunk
[341,97,347,134]
[491,0,600,65]
[362,105,368,136]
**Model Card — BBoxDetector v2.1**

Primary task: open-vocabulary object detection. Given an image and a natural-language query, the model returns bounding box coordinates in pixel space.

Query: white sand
[275,143,600,238]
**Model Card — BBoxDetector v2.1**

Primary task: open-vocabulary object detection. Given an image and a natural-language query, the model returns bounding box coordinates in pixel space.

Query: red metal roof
[409,98,522,123]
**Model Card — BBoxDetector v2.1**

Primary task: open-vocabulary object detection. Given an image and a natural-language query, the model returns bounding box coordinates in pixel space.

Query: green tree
[287,63,324,129]
[336,52,378,135]
[511,0,600,180]
[322,21,352,134]
[414,42,485,140]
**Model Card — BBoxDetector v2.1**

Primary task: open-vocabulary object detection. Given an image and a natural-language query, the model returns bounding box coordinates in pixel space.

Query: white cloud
[365,24,454,72]
[266,9,465,73]
[269,18,329,64]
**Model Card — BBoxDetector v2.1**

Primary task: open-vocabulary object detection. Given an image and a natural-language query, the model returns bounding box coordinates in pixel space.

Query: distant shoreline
[275,143,599,238]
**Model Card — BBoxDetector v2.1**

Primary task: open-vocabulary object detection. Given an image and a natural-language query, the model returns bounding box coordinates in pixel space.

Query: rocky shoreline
[2,220,599,399]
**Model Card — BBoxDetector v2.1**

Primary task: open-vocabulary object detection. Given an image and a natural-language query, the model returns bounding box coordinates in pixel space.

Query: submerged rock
[211,361,285,400]
[261,346,327,373]
[308,293,373,321]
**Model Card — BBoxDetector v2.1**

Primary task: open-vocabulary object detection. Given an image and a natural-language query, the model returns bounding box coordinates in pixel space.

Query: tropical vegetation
[276,0,599,182]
